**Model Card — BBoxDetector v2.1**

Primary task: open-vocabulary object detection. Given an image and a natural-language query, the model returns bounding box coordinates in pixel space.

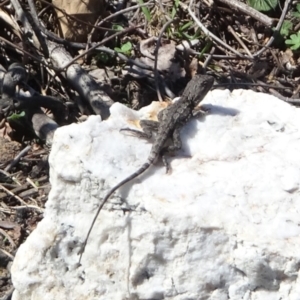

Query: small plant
[285,33,300,50]
[173,21,201,40]
[114,41,133,55]
[292,4,300,18]
[137,0,151,22]
[278,5,300,51]
[7,111,26,128]
[247,0,278,12]
[171,0,179,19]
[95,52,110,64]
[280,21,292,37]
[7,111,25,122]
[112,24,124,31]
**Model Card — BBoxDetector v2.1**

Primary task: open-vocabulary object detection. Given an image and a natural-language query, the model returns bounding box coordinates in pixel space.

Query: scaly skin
[78,75,214,263]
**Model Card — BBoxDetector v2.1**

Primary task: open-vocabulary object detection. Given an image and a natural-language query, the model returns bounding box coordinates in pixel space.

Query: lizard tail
[78,162,151,263]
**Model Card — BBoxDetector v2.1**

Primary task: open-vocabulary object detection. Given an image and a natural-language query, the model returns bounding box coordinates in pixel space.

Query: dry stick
[3,205,44,212]
[0,248,14,260]
[154,19,174,102]
[46,40,114,117]
[0,0,9,7]
[38,0,117,32]
[37,1,51,16]
[26,177,39,190]
[253,0,292,57]
[59,27,137,71]
[0,176,22,187]
[10,0,39,46]
[0,184,28,206]
[129,20,148,39]
[10,0,42,46]
[0,227,16,248]
[0,169,11,179]
[1,286,14,300]
[38,27,153,71]
[98,46,153,71]
[12,0,114,118]
[0,220,17,229]
[157,0,172,22]
[250,28,259,45]
[0,36,58,71]
[84,1,152,61]
[227,25,253,58]
[203,46,215,70]
[268,88,300,104]
[0,117,5,128]
[27,0,49,56]
[182,1,251,59]
[97,1,154,27]
[217,0,274,27]
[182,49,254,60]
[85,15,102,62]
[216,82,293,90]
[0,7,22,39]
[204,54,252,60]
[4,145,31,172]
[2,36,59,143]
[27,9,150,72]
[0,208,14,214]
[154,0,179,98]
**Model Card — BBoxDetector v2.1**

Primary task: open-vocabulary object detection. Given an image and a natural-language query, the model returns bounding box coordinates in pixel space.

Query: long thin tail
[78,162,151,263]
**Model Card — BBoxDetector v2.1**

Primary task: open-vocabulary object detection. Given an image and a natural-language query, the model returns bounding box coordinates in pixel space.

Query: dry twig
[217,0,274,27]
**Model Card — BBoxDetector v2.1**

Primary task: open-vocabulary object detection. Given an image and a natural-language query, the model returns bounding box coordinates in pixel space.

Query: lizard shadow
[117,162,159,196]
[176,104,240,159]
[119,104,240,170]
[118,104,240,177]
[201,104,240,117]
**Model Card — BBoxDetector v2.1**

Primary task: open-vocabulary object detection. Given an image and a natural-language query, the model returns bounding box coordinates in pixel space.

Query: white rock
[11,89,300,300]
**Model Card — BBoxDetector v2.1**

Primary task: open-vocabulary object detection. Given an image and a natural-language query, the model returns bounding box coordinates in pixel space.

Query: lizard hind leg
[168,127,182,153]
[161,154,171,174]
[161,128,183,174]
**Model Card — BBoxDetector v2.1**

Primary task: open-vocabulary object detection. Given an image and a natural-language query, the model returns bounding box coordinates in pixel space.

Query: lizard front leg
[120,119,159,139]
[192,106,210,118]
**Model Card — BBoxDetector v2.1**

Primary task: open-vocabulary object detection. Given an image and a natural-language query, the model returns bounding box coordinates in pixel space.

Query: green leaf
[247,0,278,12]
[280,20,292,37]
[95,52,110,64]
[7,111,25,121]
[112,24,124,31]
[292,4,300,18]
[121,41,132,52]
[114,41,132,55]
[285,33,300,50]
[198,39,213,59]
[171,0,179,19]
[292,12,300,18]
[137,0,151,22]
[174,21,194,39]
[179,21,193,32]
[181,32,194,40]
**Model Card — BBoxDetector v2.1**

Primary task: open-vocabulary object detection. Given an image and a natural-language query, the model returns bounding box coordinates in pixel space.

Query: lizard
[78,74,214,263]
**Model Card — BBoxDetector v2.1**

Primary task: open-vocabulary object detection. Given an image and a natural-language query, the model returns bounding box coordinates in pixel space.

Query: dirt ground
[0,136,50,299]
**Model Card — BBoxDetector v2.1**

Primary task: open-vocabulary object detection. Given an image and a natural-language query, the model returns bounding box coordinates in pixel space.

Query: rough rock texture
[11,89,300,300]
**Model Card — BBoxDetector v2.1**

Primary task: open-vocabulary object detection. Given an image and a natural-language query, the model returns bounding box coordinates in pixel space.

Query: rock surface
[11,89,300,300]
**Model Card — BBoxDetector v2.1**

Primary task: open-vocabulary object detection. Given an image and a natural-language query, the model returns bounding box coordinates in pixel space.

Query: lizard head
[184,75,214,106]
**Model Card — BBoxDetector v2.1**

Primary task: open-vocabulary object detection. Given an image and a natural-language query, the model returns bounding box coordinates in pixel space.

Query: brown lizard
[78,74,214,263]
